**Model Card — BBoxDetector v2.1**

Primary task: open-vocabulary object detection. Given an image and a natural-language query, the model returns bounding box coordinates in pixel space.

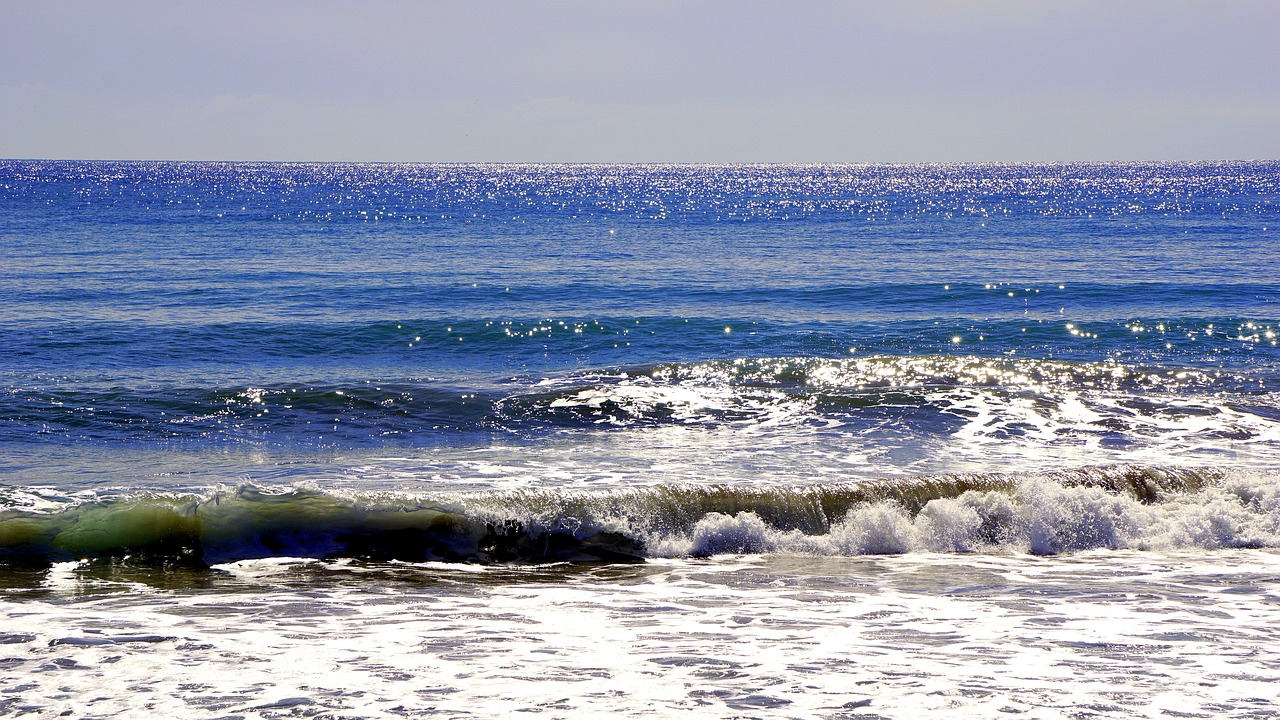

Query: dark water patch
[49,635,174,647]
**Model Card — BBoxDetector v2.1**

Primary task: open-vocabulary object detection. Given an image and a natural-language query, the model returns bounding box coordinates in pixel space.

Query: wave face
[4,467,1278,567]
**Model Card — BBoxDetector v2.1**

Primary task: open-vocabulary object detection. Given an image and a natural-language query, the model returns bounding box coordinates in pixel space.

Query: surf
[4,465,1272,569]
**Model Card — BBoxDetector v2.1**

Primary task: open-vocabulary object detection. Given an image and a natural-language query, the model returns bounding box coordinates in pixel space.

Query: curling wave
[3,466,1276,568]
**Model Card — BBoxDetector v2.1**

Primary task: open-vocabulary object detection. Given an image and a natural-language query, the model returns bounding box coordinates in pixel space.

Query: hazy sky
[2,1,1277,162]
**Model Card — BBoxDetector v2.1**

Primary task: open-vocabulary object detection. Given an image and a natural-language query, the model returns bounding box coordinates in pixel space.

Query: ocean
[2,160,1279,718]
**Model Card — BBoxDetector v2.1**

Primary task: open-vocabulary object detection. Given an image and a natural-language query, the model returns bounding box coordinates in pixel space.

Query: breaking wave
[3,466,1277,568]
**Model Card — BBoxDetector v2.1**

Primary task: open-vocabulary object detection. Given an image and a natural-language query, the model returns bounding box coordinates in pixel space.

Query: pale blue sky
[2,0,1277,162]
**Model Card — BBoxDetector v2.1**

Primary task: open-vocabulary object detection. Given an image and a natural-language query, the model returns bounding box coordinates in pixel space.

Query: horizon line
[4,157,1278,166]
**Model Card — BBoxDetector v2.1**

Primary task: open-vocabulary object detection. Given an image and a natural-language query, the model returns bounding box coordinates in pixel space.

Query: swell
[1,465,1264,568]
[4,354,1276,446]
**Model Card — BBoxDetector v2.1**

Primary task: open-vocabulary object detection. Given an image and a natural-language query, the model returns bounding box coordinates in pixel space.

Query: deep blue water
[4,161,1278,447]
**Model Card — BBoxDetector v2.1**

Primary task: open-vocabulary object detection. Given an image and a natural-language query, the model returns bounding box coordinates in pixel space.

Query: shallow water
[3,551,1279,719]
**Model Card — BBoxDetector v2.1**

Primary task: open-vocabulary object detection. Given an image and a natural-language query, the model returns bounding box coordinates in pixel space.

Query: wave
[4,466,1276,568]
[4,356,1278,477]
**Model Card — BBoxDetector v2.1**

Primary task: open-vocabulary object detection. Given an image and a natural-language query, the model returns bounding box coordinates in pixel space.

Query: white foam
[7,550,1280,718]
[685,511,775,556]
[546,379,807,427]
[519,356,1280,488]
[913,497,984,552]
[642,472,1280,559]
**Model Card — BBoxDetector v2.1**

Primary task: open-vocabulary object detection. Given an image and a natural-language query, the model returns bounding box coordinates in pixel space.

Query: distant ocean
[2,160,1279,718]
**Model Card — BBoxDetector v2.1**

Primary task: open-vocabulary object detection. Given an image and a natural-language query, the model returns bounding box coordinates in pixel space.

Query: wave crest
[4,466,1272,568]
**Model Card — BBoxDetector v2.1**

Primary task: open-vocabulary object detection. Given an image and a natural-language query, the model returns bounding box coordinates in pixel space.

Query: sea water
[1,161,1279,718]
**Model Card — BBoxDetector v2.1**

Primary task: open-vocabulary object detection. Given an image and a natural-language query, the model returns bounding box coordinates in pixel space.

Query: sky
[2,0,1278,163]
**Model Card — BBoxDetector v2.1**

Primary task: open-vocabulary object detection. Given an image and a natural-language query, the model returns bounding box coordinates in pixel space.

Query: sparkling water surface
[2,161,1279,718]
